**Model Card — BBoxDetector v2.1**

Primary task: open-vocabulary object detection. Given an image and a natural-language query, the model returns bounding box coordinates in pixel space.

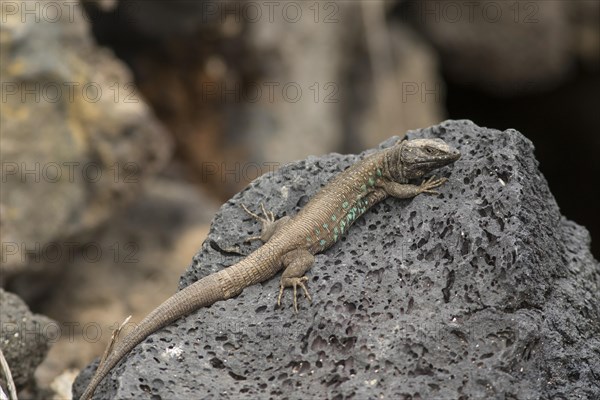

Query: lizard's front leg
[379,176,448,199]
[241,203,290,243]
[278,249,314,312]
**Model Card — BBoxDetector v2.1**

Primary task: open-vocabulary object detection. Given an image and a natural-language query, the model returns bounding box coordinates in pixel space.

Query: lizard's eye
[425,147,435,154]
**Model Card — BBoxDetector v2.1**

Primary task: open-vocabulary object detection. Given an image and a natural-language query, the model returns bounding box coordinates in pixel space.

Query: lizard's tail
[79,274,224,400]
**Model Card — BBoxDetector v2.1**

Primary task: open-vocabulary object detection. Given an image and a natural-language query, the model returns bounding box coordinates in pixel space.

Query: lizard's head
[389,138,461,181]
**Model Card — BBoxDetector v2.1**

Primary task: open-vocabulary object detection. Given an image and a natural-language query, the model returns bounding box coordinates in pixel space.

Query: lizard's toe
[297,277,312,303]
[419,176,448,194]
[277,276,311,312]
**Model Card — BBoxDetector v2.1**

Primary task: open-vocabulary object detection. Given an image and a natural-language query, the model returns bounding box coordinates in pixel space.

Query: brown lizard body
[79,138,460,399]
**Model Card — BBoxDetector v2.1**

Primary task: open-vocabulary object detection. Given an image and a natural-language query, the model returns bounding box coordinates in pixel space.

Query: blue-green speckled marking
[309,172,388,252]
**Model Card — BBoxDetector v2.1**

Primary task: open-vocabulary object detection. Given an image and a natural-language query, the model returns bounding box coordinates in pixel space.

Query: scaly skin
[79,138,460,399]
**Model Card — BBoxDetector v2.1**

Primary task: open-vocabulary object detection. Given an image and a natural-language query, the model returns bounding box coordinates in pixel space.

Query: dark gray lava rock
[0,288,55,389]
[75,120,600,399]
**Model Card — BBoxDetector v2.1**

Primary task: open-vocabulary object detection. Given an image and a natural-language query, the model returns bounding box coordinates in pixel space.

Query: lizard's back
[281,149,390,254]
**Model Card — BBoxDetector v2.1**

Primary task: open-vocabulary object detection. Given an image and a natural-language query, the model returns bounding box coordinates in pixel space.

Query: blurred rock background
[0,0,598,398]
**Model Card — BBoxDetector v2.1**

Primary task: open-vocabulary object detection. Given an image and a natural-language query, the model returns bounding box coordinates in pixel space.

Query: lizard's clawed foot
[277,276,312,312]
[241,203,276,243]
[419,176,448,195]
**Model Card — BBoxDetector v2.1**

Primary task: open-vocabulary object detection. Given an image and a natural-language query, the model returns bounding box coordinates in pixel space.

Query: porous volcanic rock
[75,120,599,399]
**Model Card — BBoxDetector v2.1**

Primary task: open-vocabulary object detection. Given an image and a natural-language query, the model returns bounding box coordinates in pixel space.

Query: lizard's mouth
[416,152,461,167]
[415,159,448,168]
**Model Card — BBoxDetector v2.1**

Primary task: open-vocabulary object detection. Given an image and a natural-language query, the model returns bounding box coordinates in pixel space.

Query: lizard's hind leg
[241,203,290,243]
[278,249,314,312]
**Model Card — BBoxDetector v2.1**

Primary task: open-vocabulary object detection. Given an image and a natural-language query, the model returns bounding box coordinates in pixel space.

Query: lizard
[79,137,460,399]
